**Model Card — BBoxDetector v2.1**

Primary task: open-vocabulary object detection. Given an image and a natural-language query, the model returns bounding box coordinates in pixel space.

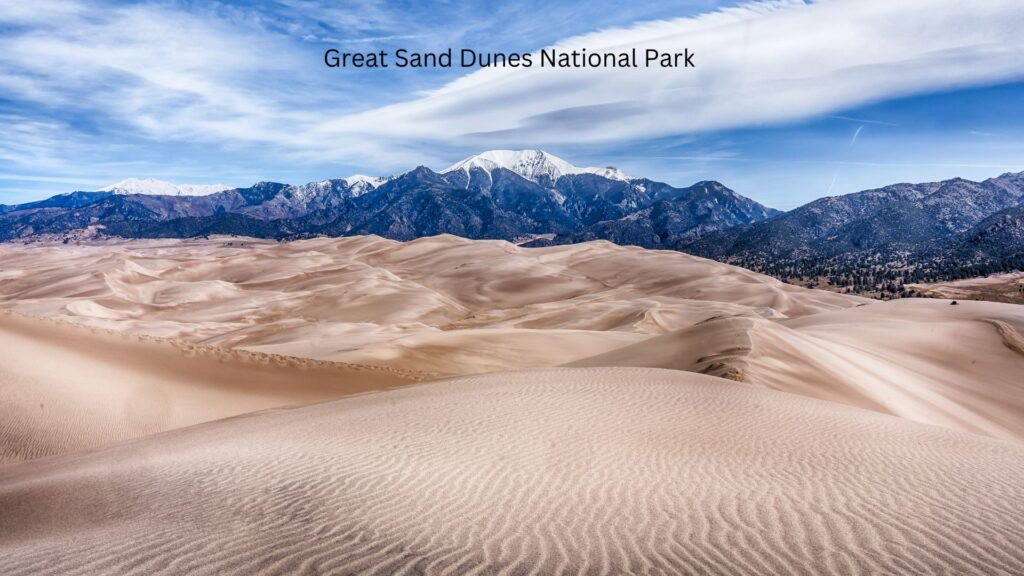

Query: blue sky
[1,0,1024,209]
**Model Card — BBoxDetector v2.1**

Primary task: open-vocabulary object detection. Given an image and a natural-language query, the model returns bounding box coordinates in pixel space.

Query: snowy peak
[343,174,389,196]
[443,150,632,183]
[444,150,578,183]
[343,174,387,187]
[588,166,632,181]
[101,178,232,197]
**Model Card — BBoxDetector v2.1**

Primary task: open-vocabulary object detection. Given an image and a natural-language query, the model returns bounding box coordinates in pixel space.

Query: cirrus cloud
[320,0,1024,150]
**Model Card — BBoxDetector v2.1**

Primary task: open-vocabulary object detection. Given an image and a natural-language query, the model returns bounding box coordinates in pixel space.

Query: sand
[0,310,422,463]
[1,368,1023,575]
[0,235,864,375]
[909,271,1024,304]
[572,298,1024,442]
[1,236,1023,451]
[2,236,1024,573]
[0,235,871,463]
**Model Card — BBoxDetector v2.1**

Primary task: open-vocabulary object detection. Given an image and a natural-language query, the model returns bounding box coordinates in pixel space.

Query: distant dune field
[2,236,1023,443]
[909,271,1024,304]
[0,235,862,375]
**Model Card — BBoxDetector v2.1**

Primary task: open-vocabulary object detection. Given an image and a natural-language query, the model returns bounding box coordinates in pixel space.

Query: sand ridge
[1,368,1023,575]
[0,309,424,463]
[571,299,1024,442]
[987,318,1024,356]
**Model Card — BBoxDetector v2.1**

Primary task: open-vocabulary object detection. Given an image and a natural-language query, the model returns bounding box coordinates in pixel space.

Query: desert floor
[909,271,1024,304]
[1,235,1022,574]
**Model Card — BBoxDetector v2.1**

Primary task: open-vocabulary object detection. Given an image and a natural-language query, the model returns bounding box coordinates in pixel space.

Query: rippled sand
[2,368,1022,576]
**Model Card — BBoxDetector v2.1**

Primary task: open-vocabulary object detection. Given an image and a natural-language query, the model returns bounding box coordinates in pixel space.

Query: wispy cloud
[831,115,898,127]
[825,172,839,195]
[849,125,864,147]
[0,2,325,153]
[648,156,746,162]
[0,0,728,180]
[322,0,1024,150]
[0,173,104,186]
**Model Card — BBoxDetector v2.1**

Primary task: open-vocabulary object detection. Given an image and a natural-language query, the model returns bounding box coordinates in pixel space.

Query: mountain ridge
[679,171,1024,295]
[0,151,776,245]
[443,149,632,184]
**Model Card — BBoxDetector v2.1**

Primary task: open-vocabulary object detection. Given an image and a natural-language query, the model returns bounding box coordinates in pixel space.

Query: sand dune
[572,298,1024,441]
[0,235,864,375]
[909,271,1024,304]
[0,311,422,463]
[2,368,1023,575]
[3,236,1023,444]
[291,327,647,375]
[2,236,1023,573]
[0,236,872,462]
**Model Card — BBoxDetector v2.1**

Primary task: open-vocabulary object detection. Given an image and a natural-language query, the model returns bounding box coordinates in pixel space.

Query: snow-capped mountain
[342,174,389,196]
[443,150,631,183]
[1,151,780,252]
[101,178,233,197]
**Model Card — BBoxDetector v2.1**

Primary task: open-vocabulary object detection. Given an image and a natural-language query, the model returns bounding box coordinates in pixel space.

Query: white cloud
[0,1,318,147]
[2,0,1024,181]
[319,0,1024,148]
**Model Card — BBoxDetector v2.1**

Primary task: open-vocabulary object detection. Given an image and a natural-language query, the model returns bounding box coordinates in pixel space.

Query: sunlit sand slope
[0,311,421,463]
[571,299,1024,442]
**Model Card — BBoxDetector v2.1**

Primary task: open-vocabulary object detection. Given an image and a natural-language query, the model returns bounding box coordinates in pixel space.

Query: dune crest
[572,299,1024,441]
[0,310,422,463]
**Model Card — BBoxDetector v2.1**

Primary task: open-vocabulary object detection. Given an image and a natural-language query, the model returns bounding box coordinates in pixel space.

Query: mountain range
[0,150,777,244]
[1,149,1022,293]
[678,172,1024,292]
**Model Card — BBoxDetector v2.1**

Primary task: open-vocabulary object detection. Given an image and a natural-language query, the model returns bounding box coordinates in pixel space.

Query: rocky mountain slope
[546,180,780,247]
[681,172,1024,294]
